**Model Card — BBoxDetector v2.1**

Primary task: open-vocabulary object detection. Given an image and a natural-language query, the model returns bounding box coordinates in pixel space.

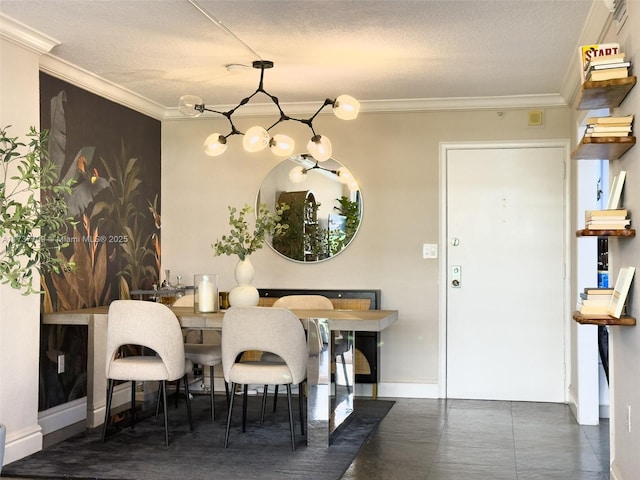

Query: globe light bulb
[270,134,295,156]
[337,167,354,185]
[243,126,270,152]
[178,95,203,117]
[289,166,307,183]
[333,95,360,120]
[203,133,227,157]
[307,135,332,162]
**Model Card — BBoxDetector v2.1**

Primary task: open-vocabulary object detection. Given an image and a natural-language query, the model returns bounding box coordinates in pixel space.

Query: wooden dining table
[43,304,398,447]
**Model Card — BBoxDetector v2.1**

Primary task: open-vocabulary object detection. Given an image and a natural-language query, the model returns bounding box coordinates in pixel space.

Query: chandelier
[178,59,360,161]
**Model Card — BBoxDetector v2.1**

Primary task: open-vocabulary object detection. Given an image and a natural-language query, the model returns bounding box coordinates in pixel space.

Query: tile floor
[341,398,610,480]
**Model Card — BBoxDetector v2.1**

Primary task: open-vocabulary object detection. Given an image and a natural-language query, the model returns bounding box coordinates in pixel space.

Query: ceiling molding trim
[163,94,568,120]
[560,0,614,106]
[0,13,60,55]
[39,55,166,120]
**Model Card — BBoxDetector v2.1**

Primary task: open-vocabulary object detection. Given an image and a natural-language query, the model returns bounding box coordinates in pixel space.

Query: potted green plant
[0,125,74,472]
[213,203,287,306]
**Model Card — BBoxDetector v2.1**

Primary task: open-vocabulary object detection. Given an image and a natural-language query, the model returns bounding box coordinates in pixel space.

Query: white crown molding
[0,12,59,54]
[39,55,167,120]
[560,0,614,106]
[163,93,569,120]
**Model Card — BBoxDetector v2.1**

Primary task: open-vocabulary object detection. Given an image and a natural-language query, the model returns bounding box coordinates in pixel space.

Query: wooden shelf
[573,311,636,326]
[576,76,637,110]
[571,135,636,160]
[576,228,636,237]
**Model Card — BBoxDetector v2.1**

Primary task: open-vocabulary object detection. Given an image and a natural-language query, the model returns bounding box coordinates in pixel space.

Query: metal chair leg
[130,380,137,428]
[298,382,305,435]
[261,385,268,423]
[209,365,215,421]
[161,380,169,447]
[101,379,115,443]
[224,382,236,448]
[286,384,295,451]
[242,384,248,432]
[183,374,194,431]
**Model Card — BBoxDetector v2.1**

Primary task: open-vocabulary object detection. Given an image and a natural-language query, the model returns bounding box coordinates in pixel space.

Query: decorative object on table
[213,203,288,307]
[194,274,218,312]
[219,291,230,310]
[177,4,359,161]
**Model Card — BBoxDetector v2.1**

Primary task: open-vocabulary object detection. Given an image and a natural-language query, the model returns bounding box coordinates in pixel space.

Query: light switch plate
[423,243,438,259]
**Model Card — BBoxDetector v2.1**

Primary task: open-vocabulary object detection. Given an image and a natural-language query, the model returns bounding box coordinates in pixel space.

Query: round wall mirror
[257,154,362,263]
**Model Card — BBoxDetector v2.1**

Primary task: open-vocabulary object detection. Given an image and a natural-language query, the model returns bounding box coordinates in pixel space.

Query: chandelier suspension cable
[188,0,262,59]
[181,2,361,161]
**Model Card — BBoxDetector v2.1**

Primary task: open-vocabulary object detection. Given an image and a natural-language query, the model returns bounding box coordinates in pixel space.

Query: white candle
[198,275,216,312]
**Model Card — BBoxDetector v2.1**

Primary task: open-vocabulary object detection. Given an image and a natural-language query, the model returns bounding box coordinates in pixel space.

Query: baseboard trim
[3,424,42,466]
[377,382,440,399]
[38,398,87,435]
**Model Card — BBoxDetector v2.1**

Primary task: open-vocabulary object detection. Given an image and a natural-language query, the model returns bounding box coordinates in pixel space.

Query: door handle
[451,265,461,288]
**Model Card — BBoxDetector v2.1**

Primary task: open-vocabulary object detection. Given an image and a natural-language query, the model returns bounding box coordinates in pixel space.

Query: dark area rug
[2,394,394,480]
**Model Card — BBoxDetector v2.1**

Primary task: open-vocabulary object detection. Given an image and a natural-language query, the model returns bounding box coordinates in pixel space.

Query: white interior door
[444,142,567,402]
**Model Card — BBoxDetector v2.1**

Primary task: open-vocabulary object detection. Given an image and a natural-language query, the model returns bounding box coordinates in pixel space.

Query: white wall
[162,106,573,394]
[600,4,640,479]
[0,37,44,466]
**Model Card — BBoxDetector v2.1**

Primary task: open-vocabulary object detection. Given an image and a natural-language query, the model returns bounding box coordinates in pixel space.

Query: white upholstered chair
[173,293,225,421]
[222,307,307,450]
[101,300,193,446]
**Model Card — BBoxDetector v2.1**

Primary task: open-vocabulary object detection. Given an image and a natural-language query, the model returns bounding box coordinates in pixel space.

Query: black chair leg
[298,382,305,435]
[130,380,137,428]
[101,379,115,443]
[224,382,236,448]
[273,384,279,412]
[242,384,248,432]
[161,380,169,447]
[209,365,215,421]
[261,385,268,423]
[286,384,295,451]
[183,374,194,431]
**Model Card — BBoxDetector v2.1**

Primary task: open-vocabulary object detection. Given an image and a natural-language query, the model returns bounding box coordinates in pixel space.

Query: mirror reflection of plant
[213,203,289,261]
[335,196,359,245]
[0,126,76,295]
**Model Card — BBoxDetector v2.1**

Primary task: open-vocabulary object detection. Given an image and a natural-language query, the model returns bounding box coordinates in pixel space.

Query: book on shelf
[584,287,614,295]
[585,131,631,137]
[586,61,631,72]
[608,266,636,318]
[579,43,620,82]
[585,114,633,125]
[585,220,631,230]
[580,292,613,301]
[586,209,628,218]
[578,302,611,315]
[581,296,612,306]
[587,218,628,224]
[585,125,632,133]
[585,52,626,69]
[607,171,627,210]
[588,67,629,81]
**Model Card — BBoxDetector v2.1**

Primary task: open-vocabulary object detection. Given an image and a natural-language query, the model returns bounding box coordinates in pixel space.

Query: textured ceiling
[0,0,596,113]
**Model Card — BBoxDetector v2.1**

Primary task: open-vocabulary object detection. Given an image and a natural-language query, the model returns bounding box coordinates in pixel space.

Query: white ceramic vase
[228,258,259,307]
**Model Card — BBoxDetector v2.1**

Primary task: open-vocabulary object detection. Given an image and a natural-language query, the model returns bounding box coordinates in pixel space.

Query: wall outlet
[57,353,65,374]
[423,243,438,259]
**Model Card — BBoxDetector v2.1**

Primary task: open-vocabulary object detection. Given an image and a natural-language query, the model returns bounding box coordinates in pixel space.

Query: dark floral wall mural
[38,72,161,410]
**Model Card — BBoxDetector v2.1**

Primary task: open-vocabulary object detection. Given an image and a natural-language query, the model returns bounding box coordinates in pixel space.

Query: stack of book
[584,52,631,81]
[585,209,631,230]
[577,287,613,315]
[579,43,621,83]
[584,115,633,138]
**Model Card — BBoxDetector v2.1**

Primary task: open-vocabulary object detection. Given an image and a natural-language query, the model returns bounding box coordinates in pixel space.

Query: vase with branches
[213,203,288,306]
